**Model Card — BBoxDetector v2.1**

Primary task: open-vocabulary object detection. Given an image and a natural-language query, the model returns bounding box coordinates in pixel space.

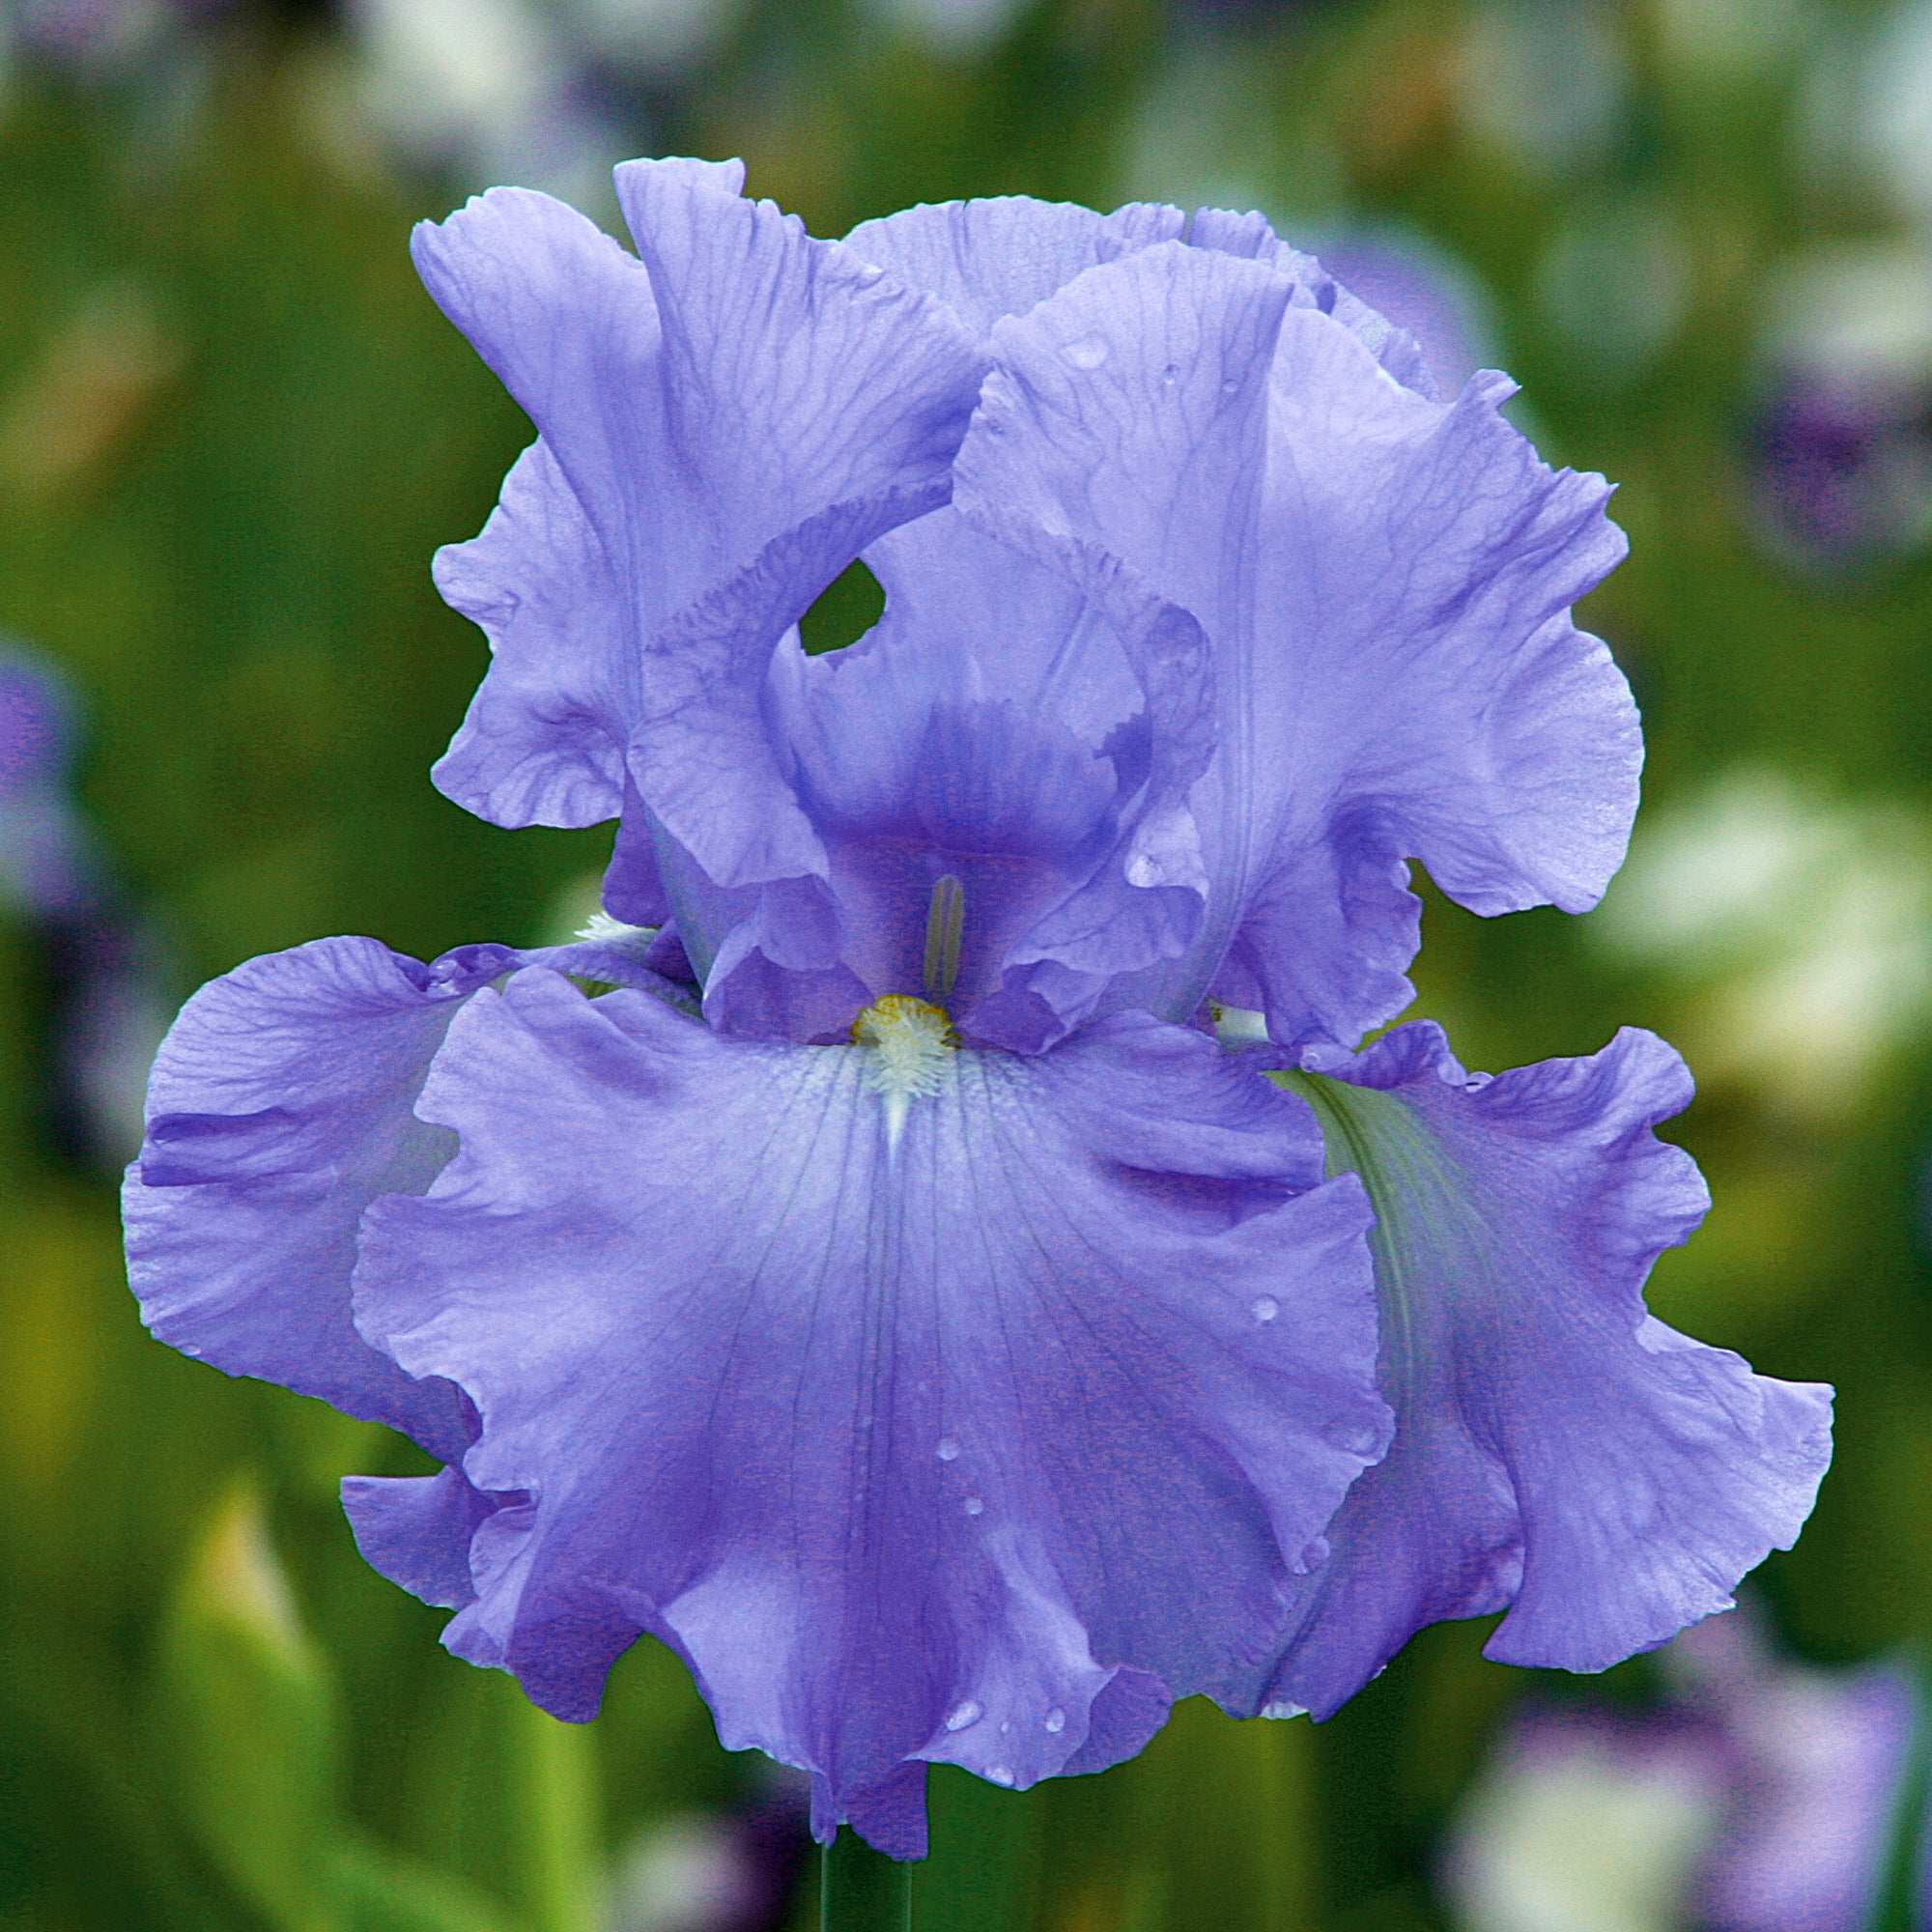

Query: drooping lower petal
[955,240,1638,1049]
[122,932,684,1456]
[351,971,1389,1852]
[1222,1021,1833,1719]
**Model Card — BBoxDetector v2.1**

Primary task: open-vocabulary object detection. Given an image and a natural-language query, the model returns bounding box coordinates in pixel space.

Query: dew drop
[1262,1699,1307,1721]
[1220,376,1239,395]
[999,1719,1011,1734]
[1161,361,1179,384]
[945,1700,982,1732]
[936,1436,960,1463]
[1043,1707,1066,1734]
[963,1495,985,1517]
[1296,1536,1330,1574]
[986,1764,1016,1787]
[180,1345,203,1358]
[1063,334,1110,370]
[1250,1294,1279,1323]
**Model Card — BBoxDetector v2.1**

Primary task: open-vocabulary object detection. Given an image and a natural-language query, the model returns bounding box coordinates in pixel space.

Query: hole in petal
[799,556,885,657]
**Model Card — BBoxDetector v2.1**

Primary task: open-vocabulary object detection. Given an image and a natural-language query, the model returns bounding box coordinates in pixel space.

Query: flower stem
[820,1829,914,1932]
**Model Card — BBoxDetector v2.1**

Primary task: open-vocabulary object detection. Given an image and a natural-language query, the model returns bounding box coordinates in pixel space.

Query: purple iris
[123,160,1833,1857]
[1,641,99,921]
[1447,1614,1926,1932]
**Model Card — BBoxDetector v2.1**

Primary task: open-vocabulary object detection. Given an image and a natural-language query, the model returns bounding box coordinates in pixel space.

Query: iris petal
[1221,1021,1833,1719]
[843,194,1187,339]
[414,161,983,921]
[430,439,631,835]
[956,240,1638,1048]
[122,932,684,1457]
[351,970,1389,1852]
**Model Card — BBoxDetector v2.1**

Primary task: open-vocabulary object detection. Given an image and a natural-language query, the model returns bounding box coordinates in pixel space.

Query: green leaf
[326,1834,524,1932]
[397,1670,600,1932]
[154,1477,340,1932]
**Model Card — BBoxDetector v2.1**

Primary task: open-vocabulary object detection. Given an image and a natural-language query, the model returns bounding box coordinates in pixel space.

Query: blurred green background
[3,0,1929,1927]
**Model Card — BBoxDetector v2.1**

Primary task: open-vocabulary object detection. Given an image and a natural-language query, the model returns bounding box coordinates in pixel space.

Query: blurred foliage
[2,0,1929,1928]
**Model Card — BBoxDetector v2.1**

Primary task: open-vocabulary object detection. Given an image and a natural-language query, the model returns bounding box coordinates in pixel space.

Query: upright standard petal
[429,440,631,834]
[656,518,1217,1050]
[1187,205,1437,397]
[954,241,1639,1049]
[843,195,1186,340]
[1222,1021,1833,1719]
[415,160,983,874]
[352,971,1389,1854]
[123,931,686,1457]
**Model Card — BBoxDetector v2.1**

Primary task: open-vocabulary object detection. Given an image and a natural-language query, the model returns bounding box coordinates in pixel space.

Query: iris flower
[123,160,1832,1857]
[1447,1614,1922,1932]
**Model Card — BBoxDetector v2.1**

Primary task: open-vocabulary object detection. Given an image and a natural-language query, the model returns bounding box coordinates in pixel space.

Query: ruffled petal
[611,156,983,593]
[954,240,1638,1048]
[1224,1021,1833,1719]
[842,194,1186,339]
[1188,205,1437,396]
[342,1464,512,1611]
[429,440,632,834]
[415,160,982,871]
[122,933,686,1457]
[352,971,1389,1851]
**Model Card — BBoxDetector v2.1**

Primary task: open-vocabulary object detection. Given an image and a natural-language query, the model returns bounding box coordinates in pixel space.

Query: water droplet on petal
[1250,1294,1279,1323]
[1220,376,1239,395]
[936,1436,960,1462]
[1262,1699,1306,1721]
[1296,1536,1330,1574]
[1161,361,1179,384]
[945,1700,982,1732]
[963,1495,984,1517]
[986,1764,1015,1787]
[1063,334,1110,370]
[1043,1707,1066,1734]
[999,1719,1011,1734]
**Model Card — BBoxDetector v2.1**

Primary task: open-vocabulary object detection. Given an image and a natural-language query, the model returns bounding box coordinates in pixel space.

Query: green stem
[820,1828,915,1932]
[507,1701,600,1932]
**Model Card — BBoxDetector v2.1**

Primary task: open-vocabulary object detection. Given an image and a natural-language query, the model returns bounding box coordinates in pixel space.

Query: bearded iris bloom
[123,159,1833,1857]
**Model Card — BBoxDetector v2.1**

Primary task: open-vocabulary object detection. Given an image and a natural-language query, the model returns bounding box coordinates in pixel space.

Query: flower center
[851,993,957,1151]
